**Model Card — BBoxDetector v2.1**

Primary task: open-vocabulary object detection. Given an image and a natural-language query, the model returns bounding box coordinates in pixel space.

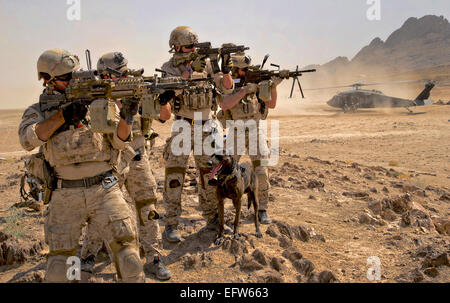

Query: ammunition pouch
[21,152,56,204]
[181,87,213,111]
[258,80,272,103]
[89,98,118,134]
[140,94,160,119]
[258,98,268,120]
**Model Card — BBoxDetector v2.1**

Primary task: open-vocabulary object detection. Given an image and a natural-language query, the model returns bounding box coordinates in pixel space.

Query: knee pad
[45,255,70,283]
[115,245,144,282]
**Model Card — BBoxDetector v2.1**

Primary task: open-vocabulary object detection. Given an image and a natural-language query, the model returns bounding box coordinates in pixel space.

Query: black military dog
[208,154,262,245]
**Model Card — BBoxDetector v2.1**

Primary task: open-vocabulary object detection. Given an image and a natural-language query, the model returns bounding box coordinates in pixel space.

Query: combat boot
[206,214,233,234]
[145,255,171,281]
[164,225,181,243]
[258,210,271,224]
[80,255,96,274]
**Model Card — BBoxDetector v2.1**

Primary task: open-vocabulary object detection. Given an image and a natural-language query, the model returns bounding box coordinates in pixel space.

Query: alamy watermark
[67,0,81,21]
[366,256,382,281]
[366,0,381,21]
[169,112,279,166]
[66,256,81,281]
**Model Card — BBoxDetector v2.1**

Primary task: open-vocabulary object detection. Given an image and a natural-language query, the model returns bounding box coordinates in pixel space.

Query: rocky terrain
[0,103,449,283]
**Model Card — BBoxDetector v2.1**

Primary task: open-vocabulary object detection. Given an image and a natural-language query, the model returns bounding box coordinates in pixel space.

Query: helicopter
[305,80,439,113]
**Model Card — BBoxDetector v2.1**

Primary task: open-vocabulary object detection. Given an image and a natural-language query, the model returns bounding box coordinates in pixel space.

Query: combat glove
[221,54,233,74]
[158,90,176,106]
[120,98,139,125]
[62,102,88,125]
[191,56,207,72]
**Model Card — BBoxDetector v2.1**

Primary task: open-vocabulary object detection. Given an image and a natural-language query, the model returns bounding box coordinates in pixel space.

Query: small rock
[381,209,397,221]
[270,257,284,272]
[364,173,376,180]
[411,268,424,282]
[278,235,292,248]
[423,267,439,278]
[265,224,280,238]
[240,255,264,272]
[292,225,311,242]
[254,269,283,283]
[274,221,293,240]
[182,254,198,269]
[293,259,315,276]
[282,247,303,262]
[423,253,449,268]
[10,270,45,283]
[308,195,316,200]
[317,270,338,283]
[369,188,378,193]
[307,180,324,189]
[433,218,450,236]
[251,249,268,266]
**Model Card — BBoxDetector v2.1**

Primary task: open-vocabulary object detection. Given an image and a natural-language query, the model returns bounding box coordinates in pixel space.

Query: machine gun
[173,42,249,74]
[40,69,213,132]
[235,65,316,99]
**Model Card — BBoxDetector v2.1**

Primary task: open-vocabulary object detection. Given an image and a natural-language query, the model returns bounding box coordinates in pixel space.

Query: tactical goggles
[54,73,72,82]
[183,44,196,49]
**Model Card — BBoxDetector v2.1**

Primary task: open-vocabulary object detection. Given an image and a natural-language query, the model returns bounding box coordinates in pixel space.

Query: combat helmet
[97,52,128,76]
[231,53,252,69]
[169,26,199,52]
[37,49,80,80]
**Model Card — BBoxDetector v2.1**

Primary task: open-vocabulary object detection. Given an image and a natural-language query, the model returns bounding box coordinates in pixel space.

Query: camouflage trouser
[81,149,162,260]
[227,125,270,210]
[44,182,144,282]
[163,125,218,226]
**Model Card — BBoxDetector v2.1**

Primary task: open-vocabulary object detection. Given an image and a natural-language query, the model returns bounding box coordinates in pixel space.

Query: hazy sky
[0,0,448,109]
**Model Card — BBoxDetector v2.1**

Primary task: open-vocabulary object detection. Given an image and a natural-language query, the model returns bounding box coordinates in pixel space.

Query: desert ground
[0,94,449,283]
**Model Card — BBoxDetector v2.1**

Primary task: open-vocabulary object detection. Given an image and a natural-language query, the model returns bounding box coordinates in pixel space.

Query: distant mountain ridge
[309,15,450,74]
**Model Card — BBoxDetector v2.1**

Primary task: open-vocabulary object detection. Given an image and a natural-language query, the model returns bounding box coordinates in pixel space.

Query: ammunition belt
[57,170,113,189]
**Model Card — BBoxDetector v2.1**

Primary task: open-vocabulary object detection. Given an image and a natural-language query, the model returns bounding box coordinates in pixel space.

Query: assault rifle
[39,69,213,132]
[235,66,316,99]
[40,69,212,111]
[173,42,249,74]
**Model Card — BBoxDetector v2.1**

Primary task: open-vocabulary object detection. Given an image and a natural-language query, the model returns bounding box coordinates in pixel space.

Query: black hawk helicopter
[306,80,438,113]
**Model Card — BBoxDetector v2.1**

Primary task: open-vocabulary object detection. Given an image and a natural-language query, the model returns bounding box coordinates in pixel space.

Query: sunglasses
[183,44,195,49]
[54,73,72,82]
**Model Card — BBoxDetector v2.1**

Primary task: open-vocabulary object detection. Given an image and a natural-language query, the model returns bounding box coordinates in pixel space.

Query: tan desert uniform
[81,117,162,259]
[18,93,144,283]
[161,58,233,226]
[221,89,271,211]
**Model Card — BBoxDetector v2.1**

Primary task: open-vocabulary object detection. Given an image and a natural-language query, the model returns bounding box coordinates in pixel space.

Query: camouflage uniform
[81,117,162,260]
[161,57,233,227]
[19,95,144,283]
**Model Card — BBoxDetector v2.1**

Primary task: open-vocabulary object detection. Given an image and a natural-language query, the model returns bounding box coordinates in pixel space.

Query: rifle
[235,66,316,99]
[173,42,249,74]
[39,70,213,132]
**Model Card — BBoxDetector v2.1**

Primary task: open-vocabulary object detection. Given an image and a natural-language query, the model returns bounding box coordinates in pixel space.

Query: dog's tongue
[209,164,223,180]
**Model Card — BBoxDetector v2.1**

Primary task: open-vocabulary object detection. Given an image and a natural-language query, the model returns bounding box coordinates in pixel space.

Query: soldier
[160,26,234,243]
[218,53,283,224]
[18,49,145,282]
[80,52,172,280]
